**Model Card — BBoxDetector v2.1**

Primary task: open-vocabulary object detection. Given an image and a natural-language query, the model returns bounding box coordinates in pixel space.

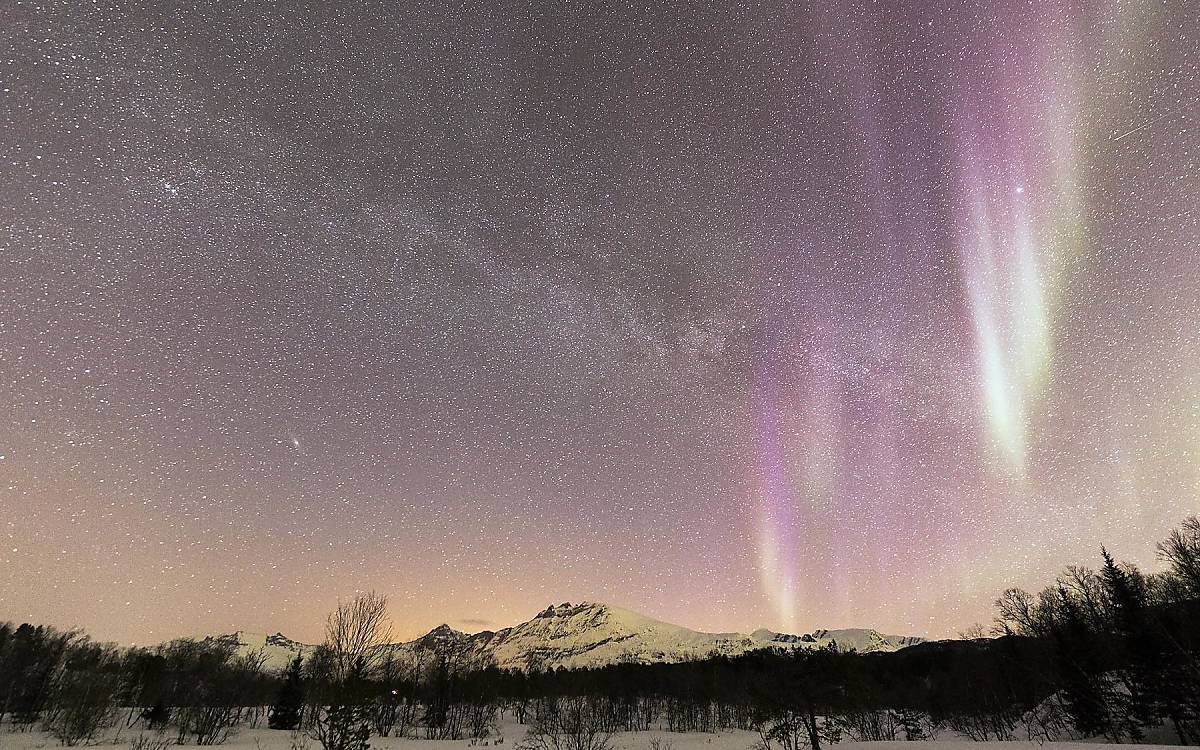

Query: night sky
[2,0,1197,645]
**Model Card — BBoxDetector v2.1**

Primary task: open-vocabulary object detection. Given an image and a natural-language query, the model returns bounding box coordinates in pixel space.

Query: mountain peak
[535,601,607,619]
[265,632,302,649]
[421,623,466,639]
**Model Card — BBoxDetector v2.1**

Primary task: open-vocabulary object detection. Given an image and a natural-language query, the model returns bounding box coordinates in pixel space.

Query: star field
[1,0,1197,644]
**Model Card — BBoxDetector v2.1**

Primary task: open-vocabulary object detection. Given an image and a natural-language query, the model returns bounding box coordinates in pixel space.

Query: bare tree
[310,592,393,750]
[1158,516,1200,595]
[993,588,1037,636]
[520,697,613,750]
[1059,566,1108,627]
[324,592,393,684]
[46,668,120,745]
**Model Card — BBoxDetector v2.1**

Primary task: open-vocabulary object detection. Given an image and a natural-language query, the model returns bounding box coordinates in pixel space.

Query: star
[1,0,1195,644]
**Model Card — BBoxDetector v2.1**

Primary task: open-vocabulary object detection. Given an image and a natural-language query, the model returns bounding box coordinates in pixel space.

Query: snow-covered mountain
[215,601,922,671]
[203,631,310,669]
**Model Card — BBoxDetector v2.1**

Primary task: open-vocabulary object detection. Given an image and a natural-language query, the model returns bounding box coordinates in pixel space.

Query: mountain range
[209,601,923,671]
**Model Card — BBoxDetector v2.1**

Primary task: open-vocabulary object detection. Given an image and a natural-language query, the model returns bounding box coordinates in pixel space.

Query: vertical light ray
[951,7,1087,479]
[754,361,799,631]
[753,325,842,630]
[959,176,1033,475]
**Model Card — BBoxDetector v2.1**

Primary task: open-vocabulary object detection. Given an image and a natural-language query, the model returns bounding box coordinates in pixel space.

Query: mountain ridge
[209,601,924,671]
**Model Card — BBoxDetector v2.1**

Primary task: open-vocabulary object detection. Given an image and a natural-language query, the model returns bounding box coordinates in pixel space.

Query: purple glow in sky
[1,0,1197,644]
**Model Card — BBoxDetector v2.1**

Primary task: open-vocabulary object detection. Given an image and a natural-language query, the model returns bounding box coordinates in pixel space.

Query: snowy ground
[0,718,1186,750]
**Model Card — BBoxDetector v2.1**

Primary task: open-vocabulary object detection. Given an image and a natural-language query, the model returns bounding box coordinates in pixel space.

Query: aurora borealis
[2,0,1197,645]
[751,0,1200,632]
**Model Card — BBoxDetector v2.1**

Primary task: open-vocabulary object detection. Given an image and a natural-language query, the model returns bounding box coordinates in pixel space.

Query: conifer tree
[1100,548,1160,740]
[315,657,372,750]
[269,655,306,731]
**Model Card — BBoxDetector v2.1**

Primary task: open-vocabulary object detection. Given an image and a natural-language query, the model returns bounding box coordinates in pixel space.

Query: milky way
[2,1,1197,644]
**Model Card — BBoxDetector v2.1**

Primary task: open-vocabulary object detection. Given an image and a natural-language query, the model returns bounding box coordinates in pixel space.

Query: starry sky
[1,0,1197,646]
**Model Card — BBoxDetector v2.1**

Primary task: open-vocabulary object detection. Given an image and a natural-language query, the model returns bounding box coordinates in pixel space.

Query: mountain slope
[203,631,312,669]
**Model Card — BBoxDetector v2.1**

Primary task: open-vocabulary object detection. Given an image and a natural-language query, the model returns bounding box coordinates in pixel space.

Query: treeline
[0,625,279,745]
[989,518,1200,743]
[2,517,1199,748]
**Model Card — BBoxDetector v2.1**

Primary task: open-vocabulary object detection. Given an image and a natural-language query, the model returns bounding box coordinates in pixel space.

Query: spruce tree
[269,655,306,731]
[313,656,373,750]
[1052,585,1119,740]
[1100,548,1157,739]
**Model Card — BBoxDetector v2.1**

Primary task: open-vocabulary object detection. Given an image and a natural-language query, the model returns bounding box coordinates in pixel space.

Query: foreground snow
[0,719,1184,750]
